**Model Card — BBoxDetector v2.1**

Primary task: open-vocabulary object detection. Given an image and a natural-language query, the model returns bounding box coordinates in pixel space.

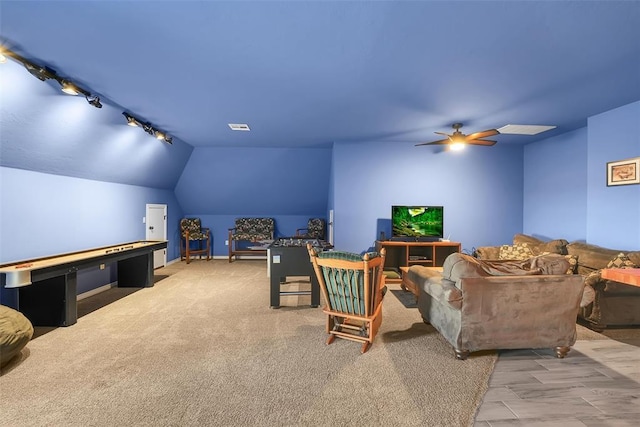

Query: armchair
[307,244,387,354]
[180,218,211,264]
[295,218,326,240]
[410,253,584,360]
[228,217,275,262]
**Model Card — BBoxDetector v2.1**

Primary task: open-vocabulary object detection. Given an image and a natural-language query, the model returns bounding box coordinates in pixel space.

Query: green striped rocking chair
[307,244,387,354]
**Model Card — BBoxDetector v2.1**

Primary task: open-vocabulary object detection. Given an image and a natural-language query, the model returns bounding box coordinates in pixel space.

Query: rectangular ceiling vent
[228,123,250,131]
[497,124,557,135]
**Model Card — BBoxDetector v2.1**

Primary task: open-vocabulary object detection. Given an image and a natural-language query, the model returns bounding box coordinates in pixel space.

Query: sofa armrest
[409,266,462,310]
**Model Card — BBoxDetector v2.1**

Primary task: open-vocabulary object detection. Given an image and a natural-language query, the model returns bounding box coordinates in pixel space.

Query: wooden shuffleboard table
[0,240,167,327]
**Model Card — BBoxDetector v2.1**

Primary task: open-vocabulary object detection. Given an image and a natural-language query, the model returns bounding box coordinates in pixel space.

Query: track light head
[123,112,138,126]
[86,95,102,108]
[60,80,79,95]
[24,63,53,81]
[154,130,173,144]
[142,123,154,135]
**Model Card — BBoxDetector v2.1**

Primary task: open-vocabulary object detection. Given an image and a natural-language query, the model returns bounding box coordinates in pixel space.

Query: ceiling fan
[415,123,499,149]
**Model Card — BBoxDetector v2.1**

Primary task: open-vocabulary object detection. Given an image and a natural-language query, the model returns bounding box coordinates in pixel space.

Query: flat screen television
[391,205,444,240]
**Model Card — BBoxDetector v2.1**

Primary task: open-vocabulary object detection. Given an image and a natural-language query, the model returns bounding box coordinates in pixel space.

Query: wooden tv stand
[376,240,461,284]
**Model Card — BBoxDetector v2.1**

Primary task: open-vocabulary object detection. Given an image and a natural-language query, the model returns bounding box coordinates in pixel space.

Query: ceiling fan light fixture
[450,142,466,151]
[450,134,466,144]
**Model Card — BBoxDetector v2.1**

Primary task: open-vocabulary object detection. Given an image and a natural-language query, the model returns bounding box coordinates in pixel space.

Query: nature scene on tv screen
[392,206,443,237]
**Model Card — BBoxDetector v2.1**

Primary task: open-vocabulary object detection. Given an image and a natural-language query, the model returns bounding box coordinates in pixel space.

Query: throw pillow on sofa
[499,243,534,260]
[513,234,568,255]
[606,253,637,269]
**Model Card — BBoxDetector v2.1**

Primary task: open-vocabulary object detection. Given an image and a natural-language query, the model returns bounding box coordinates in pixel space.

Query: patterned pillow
[563,254,578,274]
[606,253,637,269]
[499,243,534,260]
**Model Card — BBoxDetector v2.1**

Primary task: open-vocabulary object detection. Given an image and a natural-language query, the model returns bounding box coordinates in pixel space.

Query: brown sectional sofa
[476,234,640,331]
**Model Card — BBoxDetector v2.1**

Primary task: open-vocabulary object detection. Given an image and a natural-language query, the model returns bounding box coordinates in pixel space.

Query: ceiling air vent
[497,124,556,135]
[228,123,250,131]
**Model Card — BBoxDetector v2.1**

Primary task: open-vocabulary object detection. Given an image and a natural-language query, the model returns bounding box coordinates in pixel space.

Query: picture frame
[607,157,640,186]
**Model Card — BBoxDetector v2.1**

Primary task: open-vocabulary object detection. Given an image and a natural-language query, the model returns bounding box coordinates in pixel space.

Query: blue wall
[523,100,640,250]
[523,128,588,242]
[331,141,525,254]
[0,166,184,263]
[0,58,193,190]
[587,101,640,249]
[175,146,331,215]
[175,146,331,255]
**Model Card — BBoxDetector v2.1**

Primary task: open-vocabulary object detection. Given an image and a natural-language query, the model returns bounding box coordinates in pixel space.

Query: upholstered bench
[1,305,34,368]
[228,217,275,262]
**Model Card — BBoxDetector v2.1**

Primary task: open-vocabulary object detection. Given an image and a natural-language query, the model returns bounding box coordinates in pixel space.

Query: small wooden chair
[180,218,211,264]
[307,244,386,353]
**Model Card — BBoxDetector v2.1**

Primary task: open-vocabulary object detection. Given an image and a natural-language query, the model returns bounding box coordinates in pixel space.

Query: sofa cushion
[499,243,534,260]
[541,252,578,274]
[513,234,568,255]
[567,242,627,274]
[529,254,573,276]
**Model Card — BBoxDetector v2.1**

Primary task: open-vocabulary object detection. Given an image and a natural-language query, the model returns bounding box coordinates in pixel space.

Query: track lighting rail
[1,45,173,144]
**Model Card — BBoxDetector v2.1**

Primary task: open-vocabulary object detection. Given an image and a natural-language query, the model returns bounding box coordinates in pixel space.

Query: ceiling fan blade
[466,129,499,140]
[467,139,497,146]
[434,131,449,136]
[415,138,449,146]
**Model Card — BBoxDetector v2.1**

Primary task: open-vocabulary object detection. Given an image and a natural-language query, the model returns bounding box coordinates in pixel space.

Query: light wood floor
[474,338,640,426]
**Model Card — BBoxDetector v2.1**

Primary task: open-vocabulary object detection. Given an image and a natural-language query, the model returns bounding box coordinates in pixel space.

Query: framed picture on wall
[607,157,640,186]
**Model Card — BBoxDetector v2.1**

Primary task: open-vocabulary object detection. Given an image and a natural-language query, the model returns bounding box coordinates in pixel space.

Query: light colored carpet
[1,260,496,427]
[576,322,640,342]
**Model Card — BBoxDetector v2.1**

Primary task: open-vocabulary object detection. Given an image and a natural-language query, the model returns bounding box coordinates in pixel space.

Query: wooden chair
[307,244,387,353]
[180,218,211,264]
